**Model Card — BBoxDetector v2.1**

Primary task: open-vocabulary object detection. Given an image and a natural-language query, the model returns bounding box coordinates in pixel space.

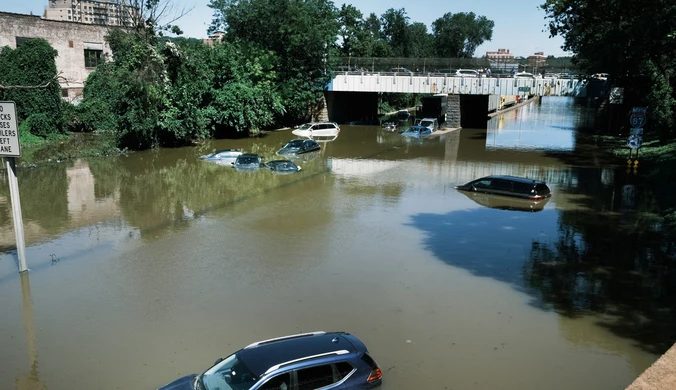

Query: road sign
[630,127,643,135]
[0,101,20,157]
[518,87,531,92]
[629,107,647,128]
[627,134,643,149]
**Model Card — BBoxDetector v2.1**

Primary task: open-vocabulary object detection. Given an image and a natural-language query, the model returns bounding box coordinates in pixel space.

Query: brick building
[0,11,114,100]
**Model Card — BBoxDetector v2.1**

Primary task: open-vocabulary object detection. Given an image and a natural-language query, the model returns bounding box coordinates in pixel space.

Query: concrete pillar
[312,94,329,122]
[446,95,461,128]
[460,95,490,129]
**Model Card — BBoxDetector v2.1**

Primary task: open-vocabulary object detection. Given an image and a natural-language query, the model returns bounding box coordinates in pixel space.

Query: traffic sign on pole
[0,101,21,157]
[627,135,643,149]
[0,101,27,272]
[629,107,647,128]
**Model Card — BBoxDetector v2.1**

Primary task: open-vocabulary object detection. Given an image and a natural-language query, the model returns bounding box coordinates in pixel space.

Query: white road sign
[0,101,20,157]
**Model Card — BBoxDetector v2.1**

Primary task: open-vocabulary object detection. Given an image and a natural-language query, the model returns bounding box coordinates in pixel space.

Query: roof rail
[244,331,326,349]
[264,350,350,375]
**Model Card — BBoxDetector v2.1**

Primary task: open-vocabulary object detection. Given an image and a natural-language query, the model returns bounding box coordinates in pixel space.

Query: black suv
[455,175,551,200]
[158,331,383,390]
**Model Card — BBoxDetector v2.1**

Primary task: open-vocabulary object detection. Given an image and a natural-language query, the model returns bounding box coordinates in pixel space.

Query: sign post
[627,107,647,172]
[0,101,27,272]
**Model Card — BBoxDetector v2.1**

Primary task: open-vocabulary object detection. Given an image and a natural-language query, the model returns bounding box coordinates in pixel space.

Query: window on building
[69,40,74,48]
[84,47,103,68]
[15,37,33,46]
[68,16,71,20]
[61,89,69,98]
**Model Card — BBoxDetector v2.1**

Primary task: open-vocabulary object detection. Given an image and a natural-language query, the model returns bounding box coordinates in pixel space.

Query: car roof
[238,332,360,377]
[483,175,547,184]
[405,125,427,130]
[214,149,240,152]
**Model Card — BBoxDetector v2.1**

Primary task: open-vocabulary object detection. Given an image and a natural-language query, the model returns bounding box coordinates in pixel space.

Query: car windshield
[298,123,313,130]
[200,353,257,390]
[420,120,433,126]
[284,140,303,148]
[271,161,297,171]
[237,157,259,165]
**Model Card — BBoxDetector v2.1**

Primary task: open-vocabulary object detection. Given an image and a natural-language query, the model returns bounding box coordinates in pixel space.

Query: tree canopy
[541,0,676,140]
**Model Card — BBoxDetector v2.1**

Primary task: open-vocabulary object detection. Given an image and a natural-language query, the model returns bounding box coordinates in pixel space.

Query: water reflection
[0,98,674,389]
[15,272,46,389]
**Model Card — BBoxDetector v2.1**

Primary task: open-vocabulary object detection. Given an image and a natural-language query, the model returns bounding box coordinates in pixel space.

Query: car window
[286,140,303,148]
[237,156,258,164]
[535,184,550,195]
[296,364,336,390]
[335,362,354,378]
[473,179,491,189]
[258,372,291,390]
[513,182,533,194]
[490,180,513,192]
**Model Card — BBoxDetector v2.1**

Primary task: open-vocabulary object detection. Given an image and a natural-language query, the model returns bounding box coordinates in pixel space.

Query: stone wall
[0,12,113,101]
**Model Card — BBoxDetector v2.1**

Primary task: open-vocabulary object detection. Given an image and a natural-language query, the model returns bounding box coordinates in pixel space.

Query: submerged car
[291,122,341,138]
[157,331,383,390]
[265,160,302,174]
[400,125,432,137]
[455,175,551,200]
[417,118,438,132]
[458,191,550,212]
[232,153,262,170]
[276,139,320,155]
[199,149,243,166]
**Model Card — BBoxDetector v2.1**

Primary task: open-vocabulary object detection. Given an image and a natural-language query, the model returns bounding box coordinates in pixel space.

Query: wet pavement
[0,97,671,389]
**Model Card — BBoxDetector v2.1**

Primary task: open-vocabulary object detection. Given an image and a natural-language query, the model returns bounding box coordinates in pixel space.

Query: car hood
[157,374,198,390]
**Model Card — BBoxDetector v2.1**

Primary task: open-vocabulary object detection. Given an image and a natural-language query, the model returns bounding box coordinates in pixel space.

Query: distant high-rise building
[44,0,138,27]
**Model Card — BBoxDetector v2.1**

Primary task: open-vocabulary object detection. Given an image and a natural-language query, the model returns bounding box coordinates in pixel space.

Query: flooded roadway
[0,97,672,389]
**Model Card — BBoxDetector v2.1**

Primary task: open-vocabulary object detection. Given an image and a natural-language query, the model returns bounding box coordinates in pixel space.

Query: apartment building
[485,48,514,62]
[44,0,137,26]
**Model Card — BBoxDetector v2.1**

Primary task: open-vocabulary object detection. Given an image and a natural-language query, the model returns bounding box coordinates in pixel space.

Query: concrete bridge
[321,74,595,128]
[328,74,582,97]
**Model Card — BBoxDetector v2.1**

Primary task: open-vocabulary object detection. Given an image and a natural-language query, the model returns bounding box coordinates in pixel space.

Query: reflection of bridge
[329,158,579,188]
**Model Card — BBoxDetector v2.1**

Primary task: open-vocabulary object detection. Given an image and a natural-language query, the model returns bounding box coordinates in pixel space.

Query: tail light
[367,367,382,382]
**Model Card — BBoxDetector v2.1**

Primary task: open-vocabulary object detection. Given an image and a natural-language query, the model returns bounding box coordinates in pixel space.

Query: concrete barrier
[626,343,676,390]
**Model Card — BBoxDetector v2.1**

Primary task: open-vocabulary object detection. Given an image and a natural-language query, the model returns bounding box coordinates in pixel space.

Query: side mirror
[214,357,224,365]
[230,162,234,166]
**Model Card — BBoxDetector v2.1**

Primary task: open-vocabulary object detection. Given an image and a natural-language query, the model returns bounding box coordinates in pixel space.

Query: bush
[0,38,64,137]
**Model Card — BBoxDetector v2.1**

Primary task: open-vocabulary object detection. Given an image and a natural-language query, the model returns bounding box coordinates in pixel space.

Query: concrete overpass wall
[329,74,581,96]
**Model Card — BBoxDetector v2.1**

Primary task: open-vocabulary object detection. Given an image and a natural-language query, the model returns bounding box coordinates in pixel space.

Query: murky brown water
[0,97,671,389]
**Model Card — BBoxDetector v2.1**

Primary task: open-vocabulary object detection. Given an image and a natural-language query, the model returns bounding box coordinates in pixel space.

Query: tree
[541,0,676,140]
[207,0,340,122]
[0,38,63,138]
[380,8,410,57]
[432,12,494,58]
[337,4,364,57]
[406,22,434,59]
[124,0,193,40]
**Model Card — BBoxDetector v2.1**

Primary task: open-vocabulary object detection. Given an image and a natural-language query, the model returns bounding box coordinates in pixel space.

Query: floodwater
[1,97,673,390]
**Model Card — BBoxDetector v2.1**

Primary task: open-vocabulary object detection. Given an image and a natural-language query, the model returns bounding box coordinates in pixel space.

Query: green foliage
[18,117,45,145]
[0,38,64,137]
[541,0,676,140]
[79,28,284,150]
[432,12,494,58]
[208,0,339,122]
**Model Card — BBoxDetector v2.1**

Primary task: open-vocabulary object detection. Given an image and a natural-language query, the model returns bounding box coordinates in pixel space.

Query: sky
[3,0,570,58]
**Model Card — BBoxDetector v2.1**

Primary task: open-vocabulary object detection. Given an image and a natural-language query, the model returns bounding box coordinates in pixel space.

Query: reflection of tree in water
[523,208,676,354]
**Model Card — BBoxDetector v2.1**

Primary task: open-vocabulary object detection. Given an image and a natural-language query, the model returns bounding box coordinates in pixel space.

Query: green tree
[432,12,494,58]
[0,38,63,138]
[541,0,676,141]
[406,22,434,58]
[207,0,339,123]
[380,8,410,57]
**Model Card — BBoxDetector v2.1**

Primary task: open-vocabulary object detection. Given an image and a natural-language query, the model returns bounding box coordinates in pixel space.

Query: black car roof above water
[483,175,547,184]
[238,332,359,377]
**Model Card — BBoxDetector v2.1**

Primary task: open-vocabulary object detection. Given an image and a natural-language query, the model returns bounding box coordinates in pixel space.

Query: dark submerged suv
[158,331,382,390]
[455,175,551,200]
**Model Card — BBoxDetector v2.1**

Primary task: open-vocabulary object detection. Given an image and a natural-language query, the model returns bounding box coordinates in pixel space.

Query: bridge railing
[336,56,582,77]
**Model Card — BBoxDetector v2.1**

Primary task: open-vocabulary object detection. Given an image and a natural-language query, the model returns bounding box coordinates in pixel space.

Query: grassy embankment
[597,135,676,230]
